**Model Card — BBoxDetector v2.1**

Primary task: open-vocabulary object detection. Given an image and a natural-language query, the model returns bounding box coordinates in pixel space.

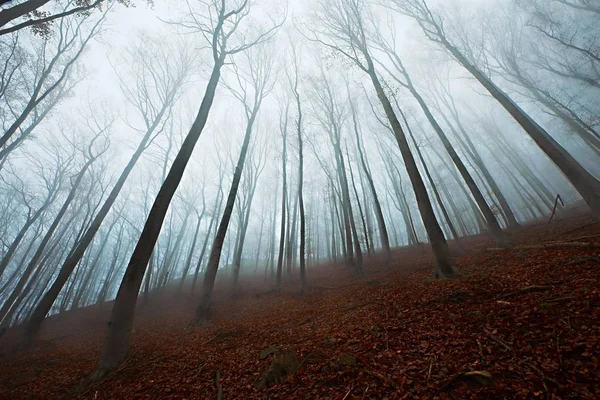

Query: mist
[0,0,599,397]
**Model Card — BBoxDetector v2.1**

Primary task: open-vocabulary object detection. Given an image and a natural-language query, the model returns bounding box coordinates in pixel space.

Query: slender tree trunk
[296,92,307,294]
[397,77,510,246]
[400,109,464,252]
[346,146,371,258]
[367,67,455,277]
[80,58,225,378]
[286,185,299,276]
[441,108,521,227]
[177,211,204,294]
[191,191,222,295]
[20,114,171,348]
[352,120,391,263]
[193,108,258,324]
[441,39,600,218]
[276,127,288,291]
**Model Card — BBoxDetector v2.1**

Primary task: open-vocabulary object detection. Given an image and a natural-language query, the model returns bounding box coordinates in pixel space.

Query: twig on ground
[294,349,315,375]
[341,301,376,312]
[495,286,553,300]
[215,371,223,400]
[202,332,222,346]
[544,296,574,303]
[483,329,512,351]
[438,370,492,392]
[477,339,485,363]
[483,329,558,399]
[192,363,205,379]
[488,242,600,251]
[362,369,398,387]
[426,356,434,382]
[341,386,353,400]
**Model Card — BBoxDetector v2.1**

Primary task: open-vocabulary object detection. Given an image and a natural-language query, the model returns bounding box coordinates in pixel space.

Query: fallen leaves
[0,215,599,399]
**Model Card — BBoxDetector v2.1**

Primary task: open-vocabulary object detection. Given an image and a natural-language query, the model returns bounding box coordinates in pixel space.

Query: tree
[389,0,600,220]
[309,0,455,278]
[287,38,308,293]
[275,99,289,291]
[0,0,133,37]
[376,39,511,246]
[194,41,276,324]
[19,33,193,349]
[90,0,282,379]
[346,86,392,263]
[231,137,267,290]
[0,5,109,164]
[0,151,68,280]
[0,123,109,328]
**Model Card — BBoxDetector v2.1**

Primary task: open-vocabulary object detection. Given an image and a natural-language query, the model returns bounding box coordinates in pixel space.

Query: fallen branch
[215,371,223,400]
[341,386,353,400]
[488,242,600,251]
[544,296,574,303]
[496,286,553,300]
[201,332,223,346]
[550,221,599,239]
[311,282,364,290]
[362,369,398,387]
[563,233,600,243]
[438,370,492,392]
[483,329,557,398]
[483,329,512,352]
[293,349,315,375]
[548,194,564,223]
[341,301,376,312]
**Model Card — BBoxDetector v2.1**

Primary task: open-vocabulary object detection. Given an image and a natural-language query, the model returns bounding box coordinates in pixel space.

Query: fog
[0,0,598,373]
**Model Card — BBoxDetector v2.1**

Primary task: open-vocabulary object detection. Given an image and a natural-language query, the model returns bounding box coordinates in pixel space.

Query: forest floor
[0,208,599,399]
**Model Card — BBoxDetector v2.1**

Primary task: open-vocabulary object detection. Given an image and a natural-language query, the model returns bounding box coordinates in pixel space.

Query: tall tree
[20,34,193,349]
[310,0,455,278]
[390,0,600,219]
[88,0,282,379]
[194,41,276,324]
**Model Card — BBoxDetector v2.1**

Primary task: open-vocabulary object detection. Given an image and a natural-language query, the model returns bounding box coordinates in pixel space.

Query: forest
[0,0,598,398]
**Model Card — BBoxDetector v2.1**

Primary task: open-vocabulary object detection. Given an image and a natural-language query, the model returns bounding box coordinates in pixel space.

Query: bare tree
[0,5,109,162]
[194,41,276,324]
[231,137,267,290]
[0,150,68,279]
[19,33,193,349]
[376,39,511,246]
[308,0,455,278]
[89,0,282,379]
[0,0,132,36]
[287,38,308,293]
[346,87,392,263]
[0,123,110,328]
[275,99,289,291]
[389,0,600,219]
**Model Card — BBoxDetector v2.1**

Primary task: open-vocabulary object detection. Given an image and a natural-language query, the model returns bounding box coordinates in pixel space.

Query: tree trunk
[400,109,464,252]
[368,68,455,278]
[442,39,600,218]
[276,125,288,291]
[406,85,509,246]
[82,58,224,378]
[177,210,204,294]
[193,108,258,324]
